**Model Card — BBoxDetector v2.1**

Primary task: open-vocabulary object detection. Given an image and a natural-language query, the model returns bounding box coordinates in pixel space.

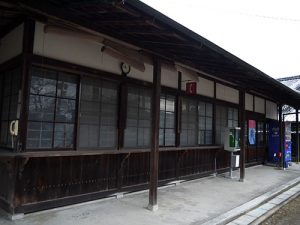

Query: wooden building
[0,0,300,216]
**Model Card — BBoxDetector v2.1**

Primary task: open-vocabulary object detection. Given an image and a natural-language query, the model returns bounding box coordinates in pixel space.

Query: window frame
[257,121,264,147]
[180,96,214,147]
[78,77,119,150]
[123,85,152,149]
[159,93,176,147]
[215,104,239,145]
[198,101,213,145]
[26,66,79,150]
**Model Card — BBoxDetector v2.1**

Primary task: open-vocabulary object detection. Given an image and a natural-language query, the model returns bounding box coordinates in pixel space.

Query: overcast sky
[141,0,300,79]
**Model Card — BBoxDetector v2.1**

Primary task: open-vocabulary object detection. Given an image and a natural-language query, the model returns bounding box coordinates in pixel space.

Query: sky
[141,0,300,79]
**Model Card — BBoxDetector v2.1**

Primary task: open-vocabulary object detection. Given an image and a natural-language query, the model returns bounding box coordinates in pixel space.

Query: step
[201,176,300,225]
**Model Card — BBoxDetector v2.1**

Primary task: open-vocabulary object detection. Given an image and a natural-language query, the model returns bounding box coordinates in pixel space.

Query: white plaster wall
[127,63,153,83]
[161,66,178,88]
[266,100,278,120]
[0,24,24,64]
[216,83,239,104]
[34,22,183,83]
[34,22,124,76]
[254,96,265,114]
[197,77,214,98]
[245,93,253,111]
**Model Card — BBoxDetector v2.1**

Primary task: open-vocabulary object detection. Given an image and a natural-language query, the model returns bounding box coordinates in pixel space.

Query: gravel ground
[261,195,300,225]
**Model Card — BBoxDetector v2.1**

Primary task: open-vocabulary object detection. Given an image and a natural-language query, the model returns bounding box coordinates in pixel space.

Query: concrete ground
[1,164,300,225]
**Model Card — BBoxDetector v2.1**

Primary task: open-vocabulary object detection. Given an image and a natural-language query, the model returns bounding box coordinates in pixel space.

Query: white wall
[0,24,24,64]
[34,22,185,85]
[34,22,125,76]
[197,77,214,98]
[127,63,153,83]
[266,100,278,120]
[254,96,265,114]
[216,83,239,104]
[245,93,253,111]
[161,66,178,88]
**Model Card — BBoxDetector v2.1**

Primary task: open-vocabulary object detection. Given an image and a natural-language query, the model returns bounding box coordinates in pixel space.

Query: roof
[278,76,300,121]
[2,0,300,108]
[278,75,300,93]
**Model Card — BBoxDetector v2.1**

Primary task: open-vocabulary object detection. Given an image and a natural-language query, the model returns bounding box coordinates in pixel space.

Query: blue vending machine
[268,121,292,168]
[268,121,280,163]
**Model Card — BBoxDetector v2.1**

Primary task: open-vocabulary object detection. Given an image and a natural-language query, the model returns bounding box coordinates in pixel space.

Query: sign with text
[186,82,197,95]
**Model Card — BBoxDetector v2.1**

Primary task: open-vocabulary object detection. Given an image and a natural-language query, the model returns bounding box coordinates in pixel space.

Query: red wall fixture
[186,82,197,95]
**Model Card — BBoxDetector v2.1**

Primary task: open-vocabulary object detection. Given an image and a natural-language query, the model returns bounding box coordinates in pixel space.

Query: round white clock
[121,62,131,74]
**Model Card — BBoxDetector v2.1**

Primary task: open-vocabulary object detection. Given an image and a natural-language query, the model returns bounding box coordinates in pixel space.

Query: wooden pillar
[19,19,35,151]
[212,82,217,145]
[278,104,284,168]
[239,90,246,182]
[148,57,161,211]
[175,71,181,147]
[296,109,299,163]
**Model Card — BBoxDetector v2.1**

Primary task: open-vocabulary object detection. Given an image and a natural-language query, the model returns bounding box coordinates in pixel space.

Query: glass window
[180,98,197,146]
[79,78,118,149]
[228,107,238,128]
[257,121,264,147]
[0,68,21,148]
[159,94,175,146]
[124,87,151,148]
[216,105,239,144]
[198,102,213,145]
[27,67,78,149]
[27,122,53,149]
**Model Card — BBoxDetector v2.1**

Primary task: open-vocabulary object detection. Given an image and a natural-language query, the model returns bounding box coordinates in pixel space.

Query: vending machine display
[284,122,292,168]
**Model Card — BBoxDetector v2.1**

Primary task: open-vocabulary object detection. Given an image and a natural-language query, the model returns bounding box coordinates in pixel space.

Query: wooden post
[278,104,284,168]
[19,19,35,152]
[175,71,181,147]
[148,57,161,211]
[212,82,217,145]
[296,109,299,163]
[239,90,246,182]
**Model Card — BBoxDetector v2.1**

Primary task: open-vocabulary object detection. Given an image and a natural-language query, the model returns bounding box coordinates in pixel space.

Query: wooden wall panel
[2,147,259,214]
[14,155,119,206]
[158,151,178,181]
[246,148,257,163]
[0,158,16,213]
[178,149,228,178]
[122,153,150,187]
[257,147,265,163]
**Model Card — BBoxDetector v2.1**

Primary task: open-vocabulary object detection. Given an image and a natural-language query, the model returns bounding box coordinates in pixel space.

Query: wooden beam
[239,90,246,182]
[148,57,161,211]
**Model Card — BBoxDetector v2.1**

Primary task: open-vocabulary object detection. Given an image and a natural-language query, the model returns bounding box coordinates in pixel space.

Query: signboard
[186,82,197,95]
[248,120,256,145]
